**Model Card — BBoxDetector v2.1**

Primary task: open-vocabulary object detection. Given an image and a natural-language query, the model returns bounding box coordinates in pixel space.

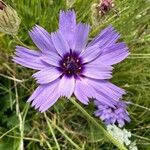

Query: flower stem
[70,98,128,150]
[14,76,24,150]
[44,113,60,150]
[44,113,82,150]
[13,35,30,48]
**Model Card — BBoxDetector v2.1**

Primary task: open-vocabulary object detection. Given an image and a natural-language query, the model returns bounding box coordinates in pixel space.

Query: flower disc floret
[59,51,84,77]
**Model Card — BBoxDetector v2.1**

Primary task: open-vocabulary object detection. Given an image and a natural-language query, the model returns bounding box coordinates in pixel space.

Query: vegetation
[0,0,150,149]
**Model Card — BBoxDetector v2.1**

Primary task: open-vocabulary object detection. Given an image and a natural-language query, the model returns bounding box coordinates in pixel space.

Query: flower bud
[0,1,21,35]
[95,0,113,16]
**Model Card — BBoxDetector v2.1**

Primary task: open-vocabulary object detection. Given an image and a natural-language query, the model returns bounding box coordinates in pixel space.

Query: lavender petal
[59,10,76,49]
[58,75,75,98]
[32,68,61,84]
[29,25,56,54]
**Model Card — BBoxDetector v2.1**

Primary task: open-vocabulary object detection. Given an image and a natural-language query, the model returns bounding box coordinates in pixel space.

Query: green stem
[45,140,53,150]
[51,121,82,150]
[70,98,127,150]
[45,113,82,150]
[44,113,60,150]
[14,77,24,150]
[13,35,30,48]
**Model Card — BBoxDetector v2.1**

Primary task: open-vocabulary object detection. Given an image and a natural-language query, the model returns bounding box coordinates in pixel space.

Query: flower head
[107,125,131,145]
[97,0,113,16]
[0,1,20,35]
[13,10,129,112]
[107,125,138,149]
[94,100,131,127]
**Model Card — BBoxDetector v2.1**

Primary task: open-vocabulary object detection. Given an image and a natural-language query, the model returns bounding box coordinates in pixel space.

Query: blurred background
[0,0,150,149]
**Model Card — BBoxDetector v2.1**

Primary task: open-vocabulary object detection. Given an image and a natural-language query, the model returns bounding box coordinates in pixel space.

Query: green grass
[0,0,150,149]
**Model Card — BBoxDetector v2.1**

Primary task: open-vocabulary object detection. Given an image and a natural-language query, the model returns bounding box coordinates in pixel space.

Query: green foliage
[0,0,150,149]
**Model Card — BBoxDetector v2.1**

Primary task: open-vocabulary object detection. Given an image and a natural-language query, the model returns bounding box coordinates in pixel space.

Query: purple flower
[94,100,131,127]
[13,10,129,112]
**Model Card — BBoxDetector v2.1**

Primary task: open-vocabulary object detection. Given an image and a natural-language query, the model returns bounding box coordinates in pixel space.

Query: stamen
[60,52,83,77]
[76,59,79,62]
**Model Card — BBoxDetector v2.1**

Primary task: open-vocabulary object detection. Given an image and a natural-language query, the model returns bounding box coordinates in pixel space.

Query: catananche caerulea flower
[13,10,129,112]
[94,100,131,127]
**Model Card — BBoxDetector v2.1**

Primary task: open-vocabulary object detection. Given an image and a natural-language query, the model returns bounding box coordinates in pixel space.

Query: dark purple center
[59,52,83,77]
